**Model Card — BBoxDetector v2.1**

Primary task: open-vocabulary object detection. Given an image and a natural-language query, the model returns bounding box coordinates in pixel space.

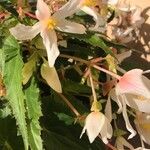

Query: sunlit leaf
[25,76,43,150]
[105,54,117,73]
[2,36,28,150]
[41,61,62,93]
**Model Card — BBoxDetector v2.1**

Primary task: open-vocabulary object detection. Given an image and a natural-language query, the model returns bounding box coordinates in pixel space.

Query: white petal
[53,0,81,19]
[116,51,132,63]
[10,22,41,40]
[41,64,62,93]
[100,118,109,144]
[125,94,150,113]
[105,96,112,122]
[56,19,86,34]
[122,97,136,139]
[110,88,123,113]
[81,6,105,30]
[40,29,59,67]
[36,0,50,20]
[80,112,105,143]
[107,0,118,5]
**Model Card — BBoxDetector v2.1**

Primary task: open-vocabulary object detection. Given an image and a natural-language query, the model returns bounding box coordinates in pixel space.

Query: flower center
[43,18,57,30]
[82,0,97,7]
[141,123,150,131]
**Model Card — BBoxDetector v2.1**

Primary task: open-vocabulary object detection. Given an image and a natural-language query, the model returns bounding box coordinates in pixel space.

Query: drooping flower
[109,69,150,139]
[10,0,86,67]
[135,112,150,145]
[80,111,112,144]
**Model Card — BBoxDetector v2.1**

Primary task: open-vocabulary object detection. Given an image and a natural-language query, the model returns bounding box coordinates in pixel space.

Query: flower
[109,69,150,139]
[135,112,150,145]
[80,111,112,144]
[77,0,106,31]
[10,0,86,67]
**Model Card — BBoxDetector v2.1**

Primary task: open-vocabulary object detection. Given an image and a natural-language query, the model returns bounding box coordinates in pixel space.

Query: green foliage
[2,36,28,150]
[25,76,43,150]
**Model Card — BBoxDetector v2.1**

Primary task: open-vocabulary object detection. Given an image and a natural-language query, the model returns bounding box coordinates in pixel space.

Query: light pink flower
[80,111,112,144]
[109,69,150,139]
[10,0,86,67]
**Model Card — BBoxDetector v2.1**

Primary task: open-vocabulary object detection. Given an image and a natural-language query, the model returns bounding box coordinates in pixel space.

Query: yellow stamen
[141,123,150,131]
[43,18,57,30]
[82,0,97,7]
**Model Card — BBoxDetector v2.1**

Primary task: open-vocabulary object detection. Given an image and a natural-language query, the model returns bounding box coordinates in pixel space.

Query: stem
[58,93,80,117]
[106,143,118,150]
[89,71,97,102]
[93,65,121,80]
[59,54,89,64]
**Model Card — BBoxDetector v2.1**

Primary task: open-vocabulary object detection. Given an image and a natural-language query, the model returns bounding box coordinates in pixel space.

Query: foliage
[0,0,149,150]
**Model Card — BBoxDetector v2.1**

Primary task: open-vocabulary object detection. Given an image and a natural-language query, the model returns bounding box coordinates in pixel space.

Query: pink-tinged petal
[56,19,86,34]
[80,112,105,143]
[81,6,105,30]
[36,0,50,21]
[117,69,150,99]
[9,22,41,40]
[53,0,82,19]
[122,97,136,139]
[125,94,150,113]
[40,29,59,67]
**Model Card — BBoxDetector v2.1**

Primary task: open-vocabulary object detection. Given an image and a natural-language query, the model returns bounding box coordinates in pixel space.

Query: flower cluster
[9,0,149,149]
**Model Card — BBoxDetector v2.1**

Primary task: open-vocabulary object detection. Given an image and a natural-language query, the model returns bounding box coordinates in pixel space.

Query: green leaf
[25,76,43,150]
[2,36,28,150]
[62,79,91,95]
[70,33,113,55]
[54,113,74,125]
[41,62,62,93]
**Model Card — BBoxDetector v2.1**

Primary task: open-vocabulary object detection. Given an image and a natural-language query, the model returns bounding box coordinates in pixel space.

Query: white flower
[10,0,86,67]
[135,112,150,145]
[109,69,150,139]
[80,111,112,144]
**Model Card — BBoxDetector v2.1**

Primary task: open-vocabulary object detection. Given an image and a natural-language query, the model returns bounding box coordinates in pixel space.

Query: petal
[81,112,105,143]
[81,6,105,30]
[122,97,136,139]
[110,88,123,113]
[135,113,150,145]
[105,96,112,122]
[56,19,86,34]
[9,22,41,40]
[116,50,132,63]
[41,63,62,93]
[107,0,118,5]
[40,29,59,67]
[117,69,150,99]
[53,0,82,19]
[36,0,50,20]
[125,94,150,113]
